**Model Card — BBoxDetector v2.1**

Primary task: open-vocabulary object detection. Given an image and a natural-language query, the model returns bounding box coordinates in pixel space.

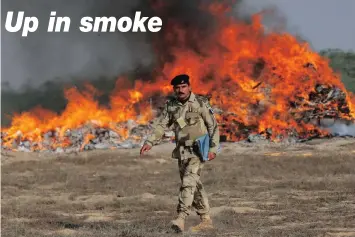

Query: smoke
[1,0,257,91]
[1,0,156,91]
[327,121,355,137]
[2,0,288,92]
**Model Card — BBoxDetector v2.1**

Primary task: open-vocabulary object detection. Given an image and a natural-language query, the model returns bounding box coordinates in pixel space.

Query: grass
[1,140,355,236]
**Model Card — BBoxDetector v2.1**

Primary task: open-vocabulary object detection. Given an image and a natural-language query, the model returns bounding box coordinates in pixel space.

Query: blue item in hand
[195,134,210,162]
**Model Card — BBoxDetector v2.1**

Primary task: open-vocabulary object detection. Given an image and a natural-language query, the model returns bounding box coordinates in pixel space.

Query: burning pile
[1,2,355,153]
[217,82,354,143]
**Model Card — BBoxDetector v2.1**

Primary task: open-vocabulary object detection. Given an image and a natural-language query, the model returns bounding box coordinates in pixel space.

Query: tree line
[320,48,355,92]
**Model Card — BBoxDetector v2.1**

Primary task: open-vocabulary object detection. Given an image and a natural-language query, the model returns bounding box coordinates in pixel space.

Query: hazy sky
[244,0,355,51]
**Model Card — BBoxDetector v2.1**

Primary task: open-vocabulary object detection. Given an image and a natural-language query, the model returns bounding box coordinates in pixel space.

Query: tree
[320,48,355,92]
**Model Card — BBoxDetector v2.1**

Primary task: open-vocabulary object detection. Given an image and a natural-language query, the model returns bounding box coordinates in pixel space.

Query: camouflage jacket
[145,92,220,160]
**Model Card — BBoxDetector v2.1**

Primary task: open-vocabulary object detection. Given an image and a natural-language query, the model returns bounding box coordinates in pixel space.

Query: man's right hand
[140,143,152,156]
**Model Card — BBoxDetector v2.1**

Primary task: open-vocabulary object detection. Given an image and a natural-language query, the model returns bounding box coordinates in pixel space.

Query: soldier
[140,74,220,233]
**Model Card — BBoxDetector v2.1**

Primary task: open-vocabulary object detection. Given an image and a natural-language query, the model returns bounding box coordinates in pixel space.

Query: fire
[1,2,354,151]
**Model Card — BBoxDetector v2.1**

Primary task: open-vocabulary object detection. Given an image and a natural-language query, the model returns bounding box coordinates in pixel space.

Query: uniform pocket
[185,112,200,125]
[185,157,201,175]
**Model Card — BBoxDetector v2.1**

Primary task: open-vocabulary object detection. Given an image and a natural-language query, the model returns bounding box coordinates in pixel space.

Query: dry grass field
[2,138,355,237]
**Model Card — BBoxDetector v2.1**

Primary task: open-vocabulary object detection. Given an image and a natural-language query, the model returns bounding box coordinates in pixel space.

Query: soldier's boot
[190,214,213,232]
[170,214,185,233]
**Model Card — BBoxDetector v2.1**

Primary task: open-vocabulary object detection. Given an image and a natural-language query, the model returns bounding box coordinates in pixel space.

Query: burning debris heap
[1,83,354,153]
[296,84,351,121]
[1,120,171,153]
[216,83,355,143]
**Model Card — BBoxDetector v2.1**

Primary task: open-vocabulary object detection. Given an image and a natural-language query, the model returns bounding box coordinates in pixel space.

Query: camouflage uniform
[145,92,220,218]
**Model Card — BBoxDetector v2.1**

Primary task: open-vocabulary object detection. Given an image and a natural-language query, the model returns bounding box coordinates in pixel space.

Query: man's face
[173,83,191,101]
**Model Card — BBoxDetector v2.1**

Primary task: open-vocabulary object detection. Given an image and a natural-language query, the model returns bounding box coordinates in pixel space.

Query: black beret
[171,74,190,86]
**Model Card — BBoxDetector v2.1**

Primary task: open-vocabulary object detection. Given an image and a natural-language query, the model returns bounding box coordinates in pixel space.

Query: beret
[171,74,190,86]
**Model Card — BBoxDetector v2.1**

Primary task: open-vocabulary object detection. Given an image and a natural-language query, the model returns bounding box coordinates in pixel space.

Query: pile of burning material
[1,120,174,153]
[215,83,355,143]
[293,84,352,123]
[2,82,353,153]
[292,85,355,139]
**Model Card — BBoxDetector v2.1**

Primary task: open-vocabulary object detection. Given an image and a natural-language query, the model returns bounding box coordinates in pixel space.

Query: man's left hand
[208,152,216,161]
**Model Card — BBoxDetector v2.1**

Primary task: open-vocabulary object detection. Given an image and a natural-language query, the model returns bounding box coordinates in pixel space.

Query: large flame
[1,2,354,150]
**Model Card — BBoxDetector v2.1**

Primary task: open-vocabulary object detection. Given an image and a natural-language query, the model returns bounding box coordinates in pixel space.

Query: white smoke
[326,121,355,137]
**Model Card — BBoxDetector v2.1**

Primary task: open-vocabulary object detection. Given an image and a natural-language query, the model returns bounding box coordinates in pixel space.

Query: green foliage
[319,48,355,92]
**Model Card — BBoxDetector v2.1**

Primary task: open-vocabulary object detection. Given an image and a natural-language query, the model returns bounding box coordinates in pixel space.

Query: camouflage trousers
[177,157,210,217]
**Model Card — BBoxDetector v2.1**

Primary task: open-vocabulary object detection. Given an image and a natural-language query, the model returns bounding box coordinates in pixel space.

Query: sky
[242,0,355,51]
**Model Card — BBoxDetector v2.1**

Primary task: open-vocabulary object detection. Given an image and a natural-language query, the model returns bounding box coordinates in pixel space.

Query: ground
[1,138,355,237]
